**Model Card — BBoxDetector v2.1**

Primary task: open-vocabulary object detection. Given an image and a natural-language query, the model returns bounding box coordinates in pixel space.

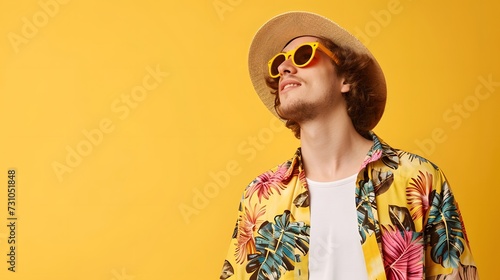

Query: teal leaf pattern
[426,182,465,268]
[357,206,375,243]
[246,211,310,280]
[357,169,378,243]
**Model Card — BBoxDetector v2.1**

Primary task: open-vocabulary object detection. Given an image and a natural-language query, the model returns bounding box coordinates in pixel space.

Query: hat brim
[248,11,386,121]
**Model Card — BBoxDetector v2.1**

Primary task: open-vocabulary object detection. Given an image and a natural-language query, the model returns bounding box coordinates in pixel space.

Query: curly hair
[265,36,386,139]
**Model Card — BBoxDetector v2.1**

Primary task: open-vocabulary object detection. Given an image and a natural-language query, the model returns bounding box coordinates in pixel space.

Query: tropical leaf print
[236,204,266,263]
[357,169,376,207]
[357,169,378,243]
[357,206,376,243]
[426,182,465,268]
[283,158,299,181]
[246,210,310,280]
[245,164,288,203]
[380,141,399,169]
[292,191,309,208]
[381,225,424,280]
[360,149,382,170]
[389,205,415,232]
[372,168,394,195]
[401,151,439,169]
[429,262,479,279]
[220,260,234,279]
[407,171,433,221]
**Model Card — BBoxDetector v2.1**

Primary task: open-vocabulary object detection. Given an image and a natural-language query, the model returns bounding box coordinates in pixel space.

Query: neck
[299,117,373,182]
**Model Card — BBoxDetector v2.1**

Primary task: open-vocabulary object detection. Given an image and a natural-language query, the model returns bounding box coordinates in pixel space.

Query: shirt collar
[361,132,400,170]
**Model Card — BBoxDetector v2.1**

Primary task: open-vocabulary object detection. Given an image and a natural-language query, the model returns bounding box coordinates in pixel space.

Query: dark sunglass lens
[293,45,314,66]
[271,54,286,76]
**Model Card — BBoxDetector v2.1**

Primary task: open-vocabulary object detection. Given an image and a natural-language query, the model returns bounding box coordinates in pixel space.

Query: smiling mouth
[282,83,301,91]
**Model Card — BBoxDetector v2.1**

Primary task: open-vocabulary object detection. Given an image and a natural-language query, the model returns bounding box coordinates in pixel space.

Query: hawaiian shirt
[220,133,478,280]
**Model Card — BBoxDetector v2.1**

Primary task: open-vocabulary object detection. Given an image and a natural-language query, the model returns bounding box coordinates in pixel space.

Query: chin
[278,102,318,123]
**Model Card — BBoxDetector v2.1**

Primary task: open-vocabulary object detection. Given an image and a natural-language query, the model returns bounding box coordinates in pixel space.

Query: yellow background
[0,0,498,279]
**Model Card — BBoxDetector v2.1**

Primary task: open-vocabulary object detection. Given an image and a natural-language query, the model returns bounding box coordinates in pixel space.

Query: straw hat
[248,11,386,125]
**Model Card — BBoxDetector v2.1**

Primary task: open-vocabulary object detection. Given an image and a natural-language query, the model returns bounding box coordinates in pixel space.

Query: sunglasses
[267,42,340,78]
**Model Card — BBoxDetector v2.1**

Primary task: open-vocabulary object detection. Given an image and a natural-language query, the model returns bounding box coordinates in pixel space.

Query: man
[220,11,478,280]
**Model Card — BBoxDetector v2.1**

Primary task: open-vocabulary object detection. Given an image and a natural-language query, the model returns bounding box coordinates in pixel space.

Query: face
[274,36,350,124]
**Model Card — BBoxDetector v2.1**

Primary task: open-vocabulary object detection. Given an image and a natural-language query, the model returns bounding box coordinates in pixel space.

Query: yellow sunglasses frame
[267,42,340,78]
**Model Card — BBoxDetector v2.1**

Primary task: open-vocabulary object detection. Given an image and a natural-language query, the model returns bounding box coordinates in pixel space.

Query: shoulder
[242,149,303,202]
[369,134,446,184]
[396,149,441,173]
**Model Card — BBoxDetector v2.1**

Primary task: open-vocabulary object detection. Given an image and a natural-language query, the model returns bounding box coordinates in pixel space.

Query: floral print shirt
[220,133,478,280]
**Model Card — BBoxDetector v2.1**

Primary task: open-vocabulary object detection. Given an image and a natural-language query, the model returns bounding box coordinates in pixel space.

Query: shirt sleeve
[423,168,479,278]
[219,197,245,280]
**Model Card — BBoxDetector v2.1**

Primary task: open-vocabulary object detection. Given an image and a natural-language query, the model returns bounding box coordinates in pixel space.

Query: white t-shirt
[307,174,369,280]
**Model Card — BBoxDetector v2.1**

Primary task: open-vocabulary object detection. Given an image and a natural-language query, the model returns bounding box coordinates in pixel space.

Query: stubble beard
[278,89,339,124]
[277,99,321,124]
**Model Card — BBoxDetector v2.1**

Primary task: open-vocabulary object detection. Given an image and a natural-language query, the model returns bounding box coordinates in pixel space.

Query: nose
[277,56,297,77]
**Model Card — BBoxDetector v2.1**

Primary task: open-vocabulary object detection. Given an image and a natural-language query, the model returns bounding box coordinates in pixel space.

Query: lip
[279,79,302,93]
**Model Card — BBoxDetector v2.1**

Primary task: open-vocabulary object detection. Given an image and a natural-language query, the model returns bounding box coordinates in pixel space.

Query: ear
[340,80,351,93]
